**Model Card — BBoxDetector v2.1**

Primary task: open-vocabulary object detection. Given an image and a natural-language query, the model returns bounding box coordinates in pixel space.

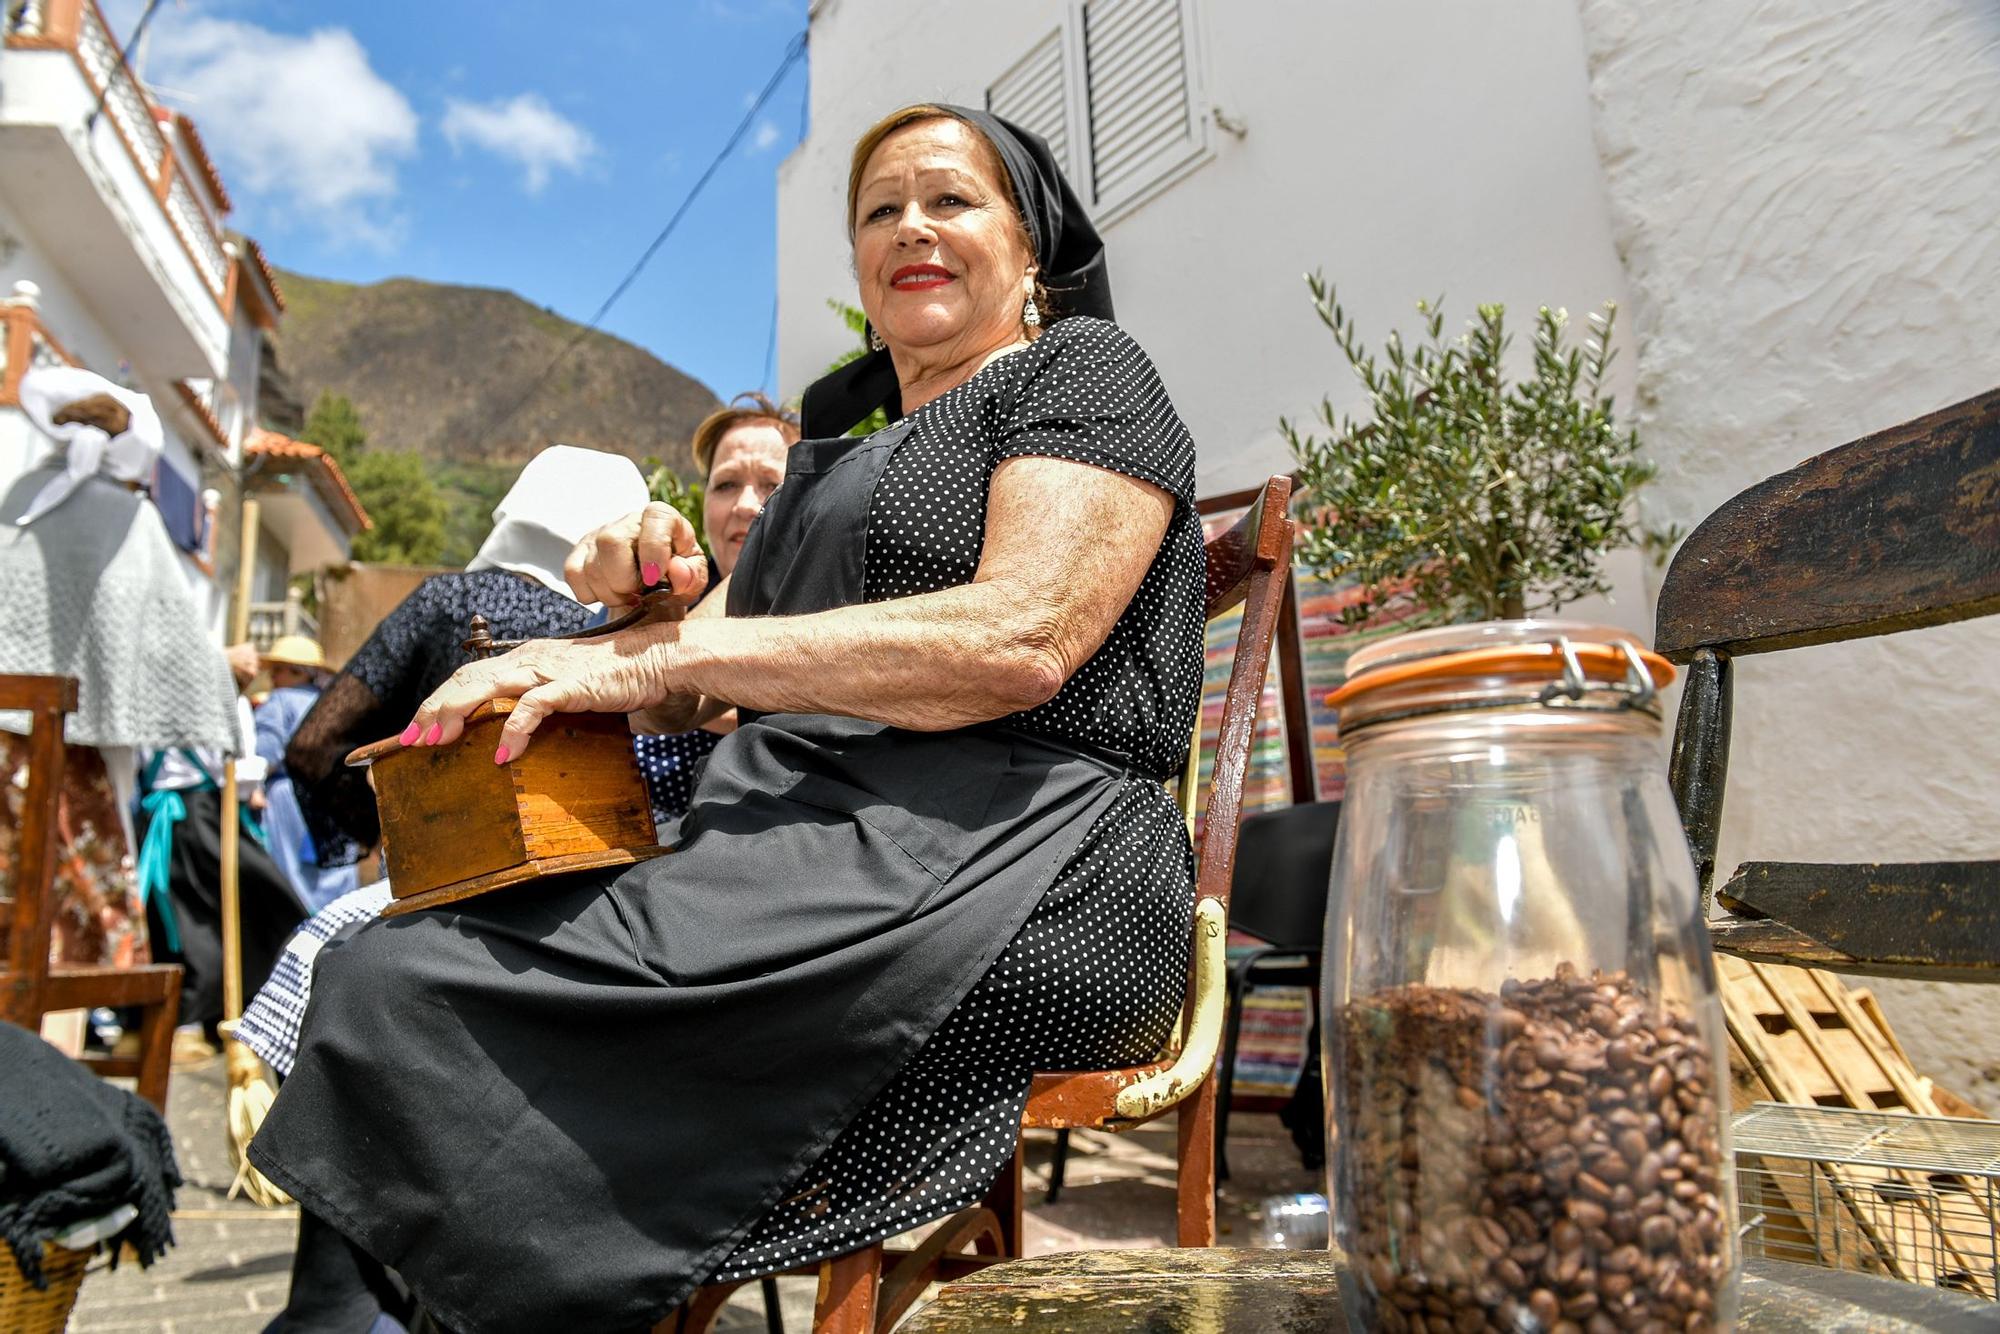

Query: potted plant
[1284,275,1674,626]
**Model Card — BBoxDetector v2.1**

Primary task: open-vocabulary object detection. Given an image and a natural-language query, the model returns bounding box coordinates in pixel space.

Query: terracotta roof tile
[172,381,227,449]
[247,430,372,533]
[172,113,234,214]
[240,235,285,313]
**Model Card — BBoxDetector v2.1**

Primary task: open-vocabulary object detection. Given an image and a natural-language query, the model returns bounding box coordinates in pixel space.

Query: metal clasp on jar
[1538,636,1659,711]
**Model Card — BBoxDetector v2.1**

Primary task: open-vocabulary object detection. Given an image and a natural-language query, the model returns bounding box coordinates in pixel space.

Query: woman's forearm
[642,576,1074,731]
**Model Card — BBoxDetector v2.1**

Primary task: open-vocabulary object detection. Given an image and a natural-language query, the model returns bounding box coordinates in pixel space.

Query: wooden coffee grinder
[349,595,683,916]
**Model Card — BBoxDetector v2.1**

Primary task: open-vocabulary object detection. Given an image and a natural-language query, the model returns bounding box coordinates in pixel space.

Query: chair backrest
[1658,387,2000,979]
[1193,476,1295,912]
[1656,386,2000,663]
[1229,800,1339,951]
[0,673,78,1026]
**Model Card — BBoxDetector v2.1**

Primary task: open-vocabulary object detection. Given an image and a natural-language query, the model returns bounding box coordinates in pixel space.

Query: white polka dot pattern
[862,316,1205,781]
[634,731,719,826]
[716,780,1192,1280]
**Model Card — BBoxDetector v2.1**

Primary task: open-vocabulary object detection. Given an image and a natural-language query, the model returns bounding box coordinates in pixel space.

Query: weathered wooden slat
[898,1250,1999,1333]
[1655,386,2000,660]
[1713,860,2000,981]
[1668,648,1733,911]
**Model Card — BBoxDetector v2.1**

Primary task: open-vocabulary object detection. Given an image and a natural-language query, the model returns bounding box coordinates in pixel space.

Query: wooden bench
[897,1249,1999,1332]
[1660,386,2000,980]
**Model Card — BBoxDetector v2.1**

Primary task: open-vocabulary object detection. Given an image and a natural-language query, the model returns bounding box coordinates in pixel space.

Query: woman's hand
[564,502,708,608]
[398,627,675,764]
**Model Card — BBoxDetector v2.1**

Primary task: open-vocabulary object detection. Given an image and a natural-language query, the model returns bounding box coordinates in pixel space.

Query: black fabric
[0,1020,180,1286]
[799,105,1112,439]
[286,571,592,867]
[253,321,1200,1333]
[261,1207,412,1334]
[140,786,308,1029]
[1230,800,1341,949]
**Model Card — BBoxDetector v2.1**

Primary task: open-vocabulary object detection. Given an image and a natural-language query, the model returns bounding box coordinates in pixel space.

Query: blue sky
[117,0,811,403]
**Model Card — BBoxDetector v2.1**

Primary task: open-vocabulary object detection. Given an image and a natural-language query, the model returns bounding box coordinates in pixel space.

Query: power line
[479,28,809,445]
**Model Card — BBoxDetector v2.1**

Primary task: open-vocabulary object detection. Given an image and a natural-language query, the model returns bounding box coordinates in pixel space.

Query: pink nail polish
[399,723,421,745]
[423,723,443,745]
[641,561,662,586]
[494,745,511,765]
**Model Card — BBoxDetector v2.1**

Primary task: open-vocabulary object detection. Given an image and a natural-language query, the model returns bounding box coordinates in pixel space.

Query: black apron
[251,419,1130,1334]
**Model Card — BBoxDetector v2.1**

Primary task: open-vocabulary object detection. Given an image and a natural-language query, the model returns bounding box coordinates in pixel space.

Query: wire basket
[0,1242,92,1334]
[1734,1101,2000,1299]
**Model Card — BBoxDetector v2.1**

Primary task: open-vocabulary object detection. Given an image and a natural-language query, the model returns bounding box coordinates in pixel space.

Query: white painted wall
[0,199,225,617]
[779,0,1637,494]
[783,0,2000,874]
[1577,0,2000,869]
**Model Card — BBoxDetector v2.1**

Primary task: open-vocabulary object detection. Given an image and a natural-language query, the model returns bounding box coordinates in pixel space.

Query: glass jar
[1321,621,1738,1333]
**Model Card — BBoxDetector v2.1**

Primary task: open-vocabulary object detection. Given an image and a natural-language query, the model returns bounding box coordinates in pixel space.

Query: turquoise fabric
[134,788,184,954]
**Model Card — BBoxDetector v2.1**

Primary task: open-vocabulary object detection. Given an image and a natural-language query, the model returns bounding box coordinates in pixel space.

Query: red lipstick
[891,264,953,290]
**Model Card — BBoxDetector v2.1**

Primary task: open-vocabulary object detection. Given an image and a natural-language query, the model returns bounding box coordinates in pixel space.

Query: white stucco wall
[780,0,1638,498]
[1579,0,2000,866]
[1578,0,2000,1099]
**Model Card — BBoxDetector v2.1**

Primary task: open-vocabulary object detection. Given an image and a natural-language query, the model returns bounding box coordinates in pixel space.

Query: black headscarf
[799,105,1113,438]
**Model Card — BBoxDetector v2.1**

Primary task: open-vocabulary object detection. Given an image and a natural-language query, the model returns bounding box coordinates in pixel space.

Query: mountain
[268,268,720,478]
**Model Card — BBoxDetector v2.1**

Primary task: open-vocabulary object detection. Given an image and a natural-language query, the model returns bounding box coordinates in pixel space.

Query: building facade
[776,0,2000,1083]
[0,0,362,640]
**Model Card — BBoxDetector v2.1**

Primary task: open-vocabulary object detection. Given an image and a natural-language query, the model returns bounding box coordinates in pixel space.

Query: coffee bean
[1604,1244,1642,1273]
[1529,1289,1562,1326]
[1640,1214,1680,1251]
[1567,1198,1609,1230]
[1647,1064,1673,1100]
[1339,974,1729,1331]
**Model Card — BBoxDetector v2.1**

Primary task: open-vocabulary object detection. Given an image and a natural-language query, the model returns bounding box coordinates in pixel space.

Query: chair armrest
[1114,897,1228,1120]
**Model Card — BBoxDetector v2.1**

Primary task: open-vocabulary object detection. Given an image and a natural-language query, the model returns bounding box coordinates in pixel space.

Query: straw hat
[261,635,325,670]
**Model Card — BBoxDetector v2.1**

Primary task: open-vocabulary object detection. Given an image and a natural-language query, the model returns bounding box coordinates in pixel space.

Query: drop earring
[868,326,886,351]
[1023,295,1041,329]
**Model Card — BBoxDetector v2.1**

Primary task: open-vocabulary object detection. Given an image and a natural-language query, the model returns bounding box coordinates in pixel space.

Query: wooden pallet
[1720,958,1999,1296]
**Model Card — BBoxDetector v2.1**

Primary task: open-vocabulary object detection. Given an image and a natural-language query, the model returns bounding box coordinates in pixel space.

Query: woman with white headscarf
[0,367,239,976]
[277,445,659,871]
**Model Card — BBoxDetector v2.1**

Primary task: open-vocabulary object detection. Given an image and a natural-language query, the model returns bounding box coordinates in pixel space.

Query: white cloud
[442,94,598,194]
[752,119,781,152]
[137,11,419,244]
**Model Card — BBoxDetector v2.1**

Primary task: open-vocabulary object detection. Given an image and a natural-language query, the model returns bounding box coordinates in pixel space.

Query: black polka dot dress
[717,316,1204,1279]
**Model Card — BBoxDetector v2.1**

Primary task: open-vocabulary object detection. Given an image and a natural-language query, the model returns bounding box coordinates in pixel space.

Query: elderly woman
[252,104,1202,1334]
[237,426,800,1078]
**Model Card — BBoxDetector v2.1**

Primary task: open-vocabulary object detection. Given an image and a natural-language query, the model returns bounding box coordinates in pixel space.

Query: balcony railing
[6,0,230,311]
[247,592,318,652]
[0,282,82,406]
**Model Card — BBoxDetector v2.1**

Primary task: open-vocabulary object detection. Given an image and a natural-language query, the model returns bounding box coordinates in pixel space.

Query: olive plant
[1284,275,1675,625]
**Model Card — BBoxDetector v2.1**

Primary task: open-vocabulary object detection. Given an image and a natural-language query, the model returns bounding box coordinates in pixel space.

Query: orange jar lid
[1328,620,1676,730]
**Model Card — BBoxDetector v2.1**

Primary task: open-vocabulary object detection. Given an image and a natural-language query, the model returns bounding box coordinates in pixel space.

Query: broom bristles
[222,1039,293,1208]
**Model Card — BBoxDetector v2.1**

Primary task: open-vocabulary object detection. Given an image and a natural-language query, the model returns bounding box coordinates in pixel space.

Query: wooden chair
[670,476,1297,1333]
[0,674,181,1109]
[1658,386,2000,981]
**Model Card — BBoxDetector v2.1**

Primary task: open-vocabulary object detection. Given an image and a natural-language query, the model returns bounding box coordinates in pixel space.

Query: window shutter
[1083,0,1196,205]
[987,29,1073,180]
